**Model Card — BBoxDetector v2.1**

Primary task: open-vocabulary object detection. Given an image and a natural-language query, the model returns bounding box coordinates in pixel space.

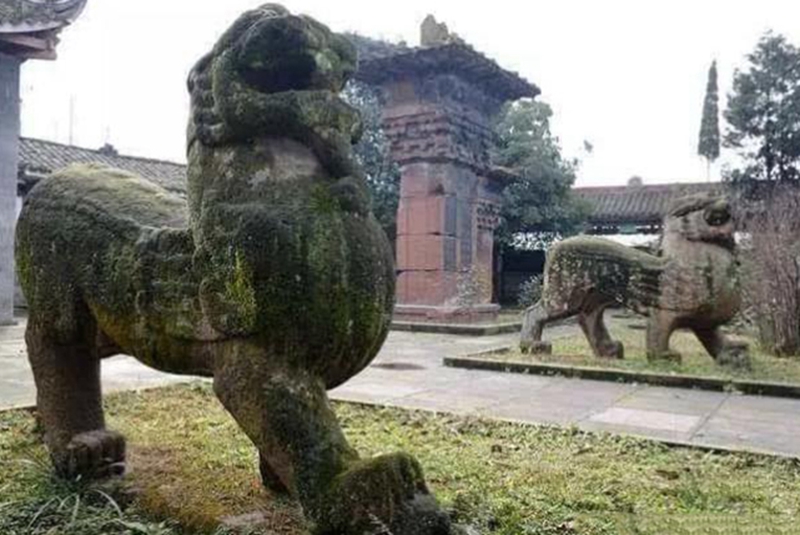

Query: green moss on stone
[16,7,431,535]
[223,251,258,333]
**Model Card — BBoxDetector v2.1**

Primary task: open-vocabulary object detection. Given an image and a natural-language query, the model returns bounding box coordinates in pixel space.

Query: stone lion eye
[705,207,731,226]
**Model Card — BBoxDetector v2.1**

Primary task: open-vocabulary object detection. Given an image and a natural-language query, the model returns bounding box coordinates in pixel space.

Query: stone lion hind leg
[579,302,624,359]
[693,326,751,369]
[213,357,450,535]
[646,309,682,363]
[26,318,125,479]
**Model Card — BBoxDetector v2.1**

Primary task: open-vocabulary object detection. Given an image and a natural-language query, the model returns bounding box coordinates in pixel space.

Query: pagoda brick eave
[357,43,540,104]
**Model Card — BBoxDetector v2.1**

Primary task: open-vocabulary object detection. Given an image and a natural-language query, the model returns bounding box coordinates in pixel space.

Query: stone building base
[394,303,500,324]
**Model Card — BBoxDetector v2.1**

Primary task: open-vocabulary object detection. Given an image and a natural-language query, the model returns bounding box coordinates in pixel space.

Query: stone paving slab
[579,421,698,444]
[331,380,431,405]
[588,407,702,434]
[0,353,187,410]
[390,389,509,414]
[483,395,599,426]
[532,378,639,408]
[692,418,800,457]
[615,386,729,416]
[2,319,800,459]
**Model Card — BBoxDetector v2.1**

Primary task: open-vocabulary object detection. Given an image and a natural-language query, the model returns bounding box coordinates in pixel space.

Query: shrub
[455,266,492,307]
[517,274,543,308]
[737,187,800,356]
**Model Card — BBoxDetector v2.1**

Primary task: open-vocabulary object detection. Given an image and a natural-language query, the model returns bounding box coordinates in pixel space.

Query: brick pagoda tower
[357,16,539,323]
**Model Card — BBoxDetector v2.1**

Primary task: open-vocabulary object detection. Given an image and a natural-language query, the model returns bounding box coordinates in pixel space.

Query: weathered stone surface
[520,193,749,367]
[16,5,450,533]
[385,106,502,318]
[420,14,464,47]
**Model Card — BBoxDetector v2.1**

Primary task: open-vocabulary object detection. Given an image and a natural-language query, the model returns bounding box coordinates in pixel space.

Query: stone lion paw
[598,340,624,359]
[520,340,552,355]
[55,430,126,480]
[318,452,451,535]
[647,350,683,364]
[717,342,751,370]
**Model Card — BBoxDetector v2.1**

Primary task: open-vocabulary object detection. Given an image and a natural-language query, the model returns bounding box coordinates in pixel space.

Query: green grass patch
[2,383,800,534]
[502,315,800,385]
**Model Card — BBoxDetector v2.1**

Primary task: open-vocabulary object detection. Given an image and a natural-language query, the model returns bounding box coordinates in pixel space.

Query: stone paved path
[2,319,799,458]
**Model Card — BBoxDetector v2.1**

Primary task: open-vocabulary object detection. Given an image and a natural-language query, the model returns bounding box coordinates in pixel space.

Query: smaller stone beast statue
[17,5,451,534]
[520,193,748,367]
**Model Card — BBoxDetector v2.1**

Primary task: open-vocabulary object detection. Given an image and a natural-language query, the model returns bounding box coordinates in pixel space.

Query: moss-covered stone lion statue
[519,193,749,368]
[16,5,451,534]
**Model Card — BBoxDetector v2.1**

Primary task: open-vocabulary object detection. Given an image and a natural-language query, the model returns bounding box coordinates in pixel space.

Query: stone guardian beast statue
[519,193,748,367]
[16,5,451,534]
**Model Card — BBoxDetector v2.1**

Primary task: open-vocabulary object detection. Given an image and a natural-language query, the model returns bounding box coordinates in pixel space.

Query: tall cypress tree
[698,60,721,179]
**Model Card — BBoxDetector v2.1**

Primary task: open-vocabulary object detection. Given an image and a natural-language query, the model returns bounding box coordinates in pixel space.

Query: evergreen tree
[724,33,800,356]
[341,80,401,245]
[724,33,800,183]
[491,99,588,249]
[698,60,721,179]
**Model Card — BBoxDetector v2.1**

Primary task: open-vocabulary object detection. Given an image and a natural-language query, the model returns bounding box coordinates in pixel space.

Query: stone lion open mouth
[234,8,356,95]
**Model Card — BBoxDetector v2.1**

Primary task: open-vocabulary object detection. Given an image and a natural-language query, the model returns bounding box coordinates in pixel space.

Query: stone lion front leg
[646,309,682,363]
[26,324,125,479]
[693,326,751,369]
[520,301,554,354]
[213,355,450,534]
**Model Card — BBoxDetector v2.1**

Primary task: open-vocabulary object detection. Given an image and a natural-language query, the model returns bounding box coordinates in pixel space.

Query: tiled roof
[18,138,724,230]
[356,43,540,102]
[0,0,86,34]
[19,137,187,195]
[574,182,723,226]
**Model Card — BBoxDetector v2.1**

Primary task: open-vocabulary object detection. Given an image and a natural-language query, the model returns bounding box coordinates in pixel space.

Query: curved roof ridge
[356,42,539,102]
[20,136,186,168]
[19,137,188,195]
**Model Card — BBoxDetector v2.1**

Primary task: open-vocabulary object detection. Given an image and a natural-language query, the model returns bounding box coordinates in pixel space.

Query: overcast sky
[17,0,800,186]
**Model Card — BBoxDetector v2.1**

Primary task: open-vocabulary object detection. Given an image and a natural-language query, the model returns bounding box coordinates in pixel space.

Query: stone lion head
[664,193,736,250]
[186,3,358,147]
